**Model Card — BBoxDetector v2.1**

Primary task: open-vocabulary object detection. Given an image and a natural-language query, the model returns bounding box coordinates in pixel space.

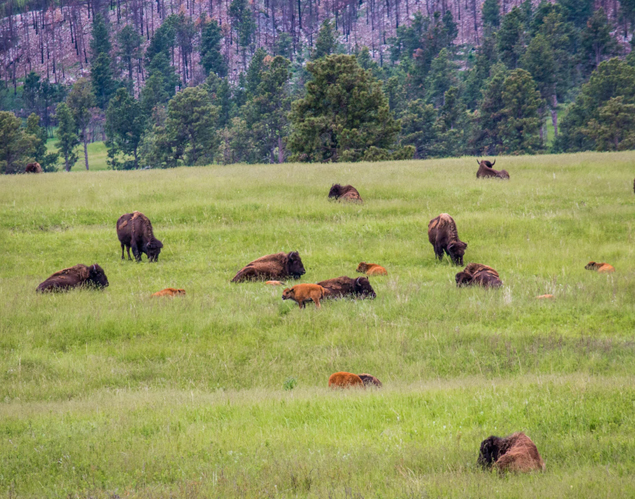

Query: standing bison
[317,276,376,299]
[478,432,545,473]
[25,162,43,173]
[476,159,510,179]
[455,263,502,288]
[328,184,363,203]
[428,213,467,265]
[231,251,306,282]
[116,212,163,262]
[37,264,109,292]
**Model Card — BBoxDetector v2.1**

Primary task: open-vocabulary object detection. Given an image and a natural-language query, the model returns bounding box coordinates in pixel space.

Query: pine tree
[229,0,256,64]
[55,103,79,172]
[498,7,525,69]
[289,55,404,162]
[274,33,294,59]
[246,48,268,97]
[25,113,58,171]
[200,18,227,77]
[433,87,469,157]
[425,48,458,108]
[0,111,35,174]
[557,0,594,28]
[117,25,143,86]
[90,14,117,109]
[520,34,554,140]
[312,19,338,60]
[470,64,508,154]
[66,79,95,170]
[106,88,145,170]
[482,0,501,31]
[145,15,177,65]
[23,72,41,117]
[582,96,635,151]
[581,8,619,74]
[463,35,498,110]
[399,100,438,159]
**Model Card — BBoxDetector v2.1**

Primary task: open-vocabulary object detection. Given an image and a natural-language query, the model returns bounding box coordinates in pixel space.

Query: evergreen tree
[25,113,58,171]
[145,15,177,65]
[23,72,41,117]
[384,75,407,117]
[90,14,117,109]
[141,52,180,117]
[581,8,619,74]
[200,18,227,77]
[246,48,268,96]
[426,48,458,108]
[274,33,294,59]
[312,19,337,60]
[229,0,256,63]
[520,33,554,140]
[0,111,35,174]
[207,75,235,129]
[66,79,95,170]
[463,35,498,110]
[288,55,404,162]
[582,96,635,151]
[557,0,594,28]
[498,7,525,69]
[106,88,145,169]
[470,63,508,154]
[117,25,143,86]
[433,87,469,157]
[399,100,438,159]
[482,0,501,30]
[54,103,79,172]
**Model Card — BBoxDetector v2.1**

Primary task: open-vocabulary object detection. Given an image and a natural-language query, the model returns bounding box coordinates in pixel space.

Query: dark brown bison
[478,432,545,473]
[231,251,306,282]
[25,162,43,173]
[358,373,382,387]
[317,276,376,299]
[428,213,468,265]
[116,212,163,262]
[476,159,510,180]
[37,264,109,292]
[328,184,363,203]
[455,263,502,288]
[328,372,364,389]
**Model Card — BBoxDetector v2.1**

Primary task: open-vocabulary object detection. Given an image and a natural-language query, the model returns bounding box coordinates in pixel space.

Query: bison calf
[152,288,186,297]
[328,372,365,389]
[428,213,468,266]
[585,261,615,273]
[232,251,306,282]
[478,432,545,473]
[356,262,387,276]
[456,263,502,288]
[476,159,510,179]
[328,184,363,203]
[282,284,326,309]
[317,276,376,299]
[37,264,109,292]
[117,212,163,262]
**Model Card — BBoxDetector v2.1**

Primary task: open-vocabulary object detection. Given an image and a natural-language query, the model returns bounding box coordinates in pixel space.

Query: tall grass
[1,152,634,497]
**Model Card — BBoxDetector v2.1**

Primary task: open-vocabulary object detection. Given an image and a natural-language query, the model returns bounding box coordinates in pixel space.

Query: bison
[455,263,502,288]
[282,283,326,309]
[428,213,468,266]
[116,212,163,262]
[25,162,43,173]
[231,251,306,282]
[478,432,545,473]
[317,276,376,299]
[328,184,363,203]
[356,262,388,276]
[585,261,615,273]
[476,159,510,180]
[328,372,364,389]
[37,264,109,292]
[358,373,382,388]
[152,288,186,297]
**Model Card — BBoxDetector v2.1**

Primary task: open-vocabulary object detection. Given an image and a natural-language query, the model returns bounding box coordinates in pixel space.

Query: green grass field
[1,153,634,498]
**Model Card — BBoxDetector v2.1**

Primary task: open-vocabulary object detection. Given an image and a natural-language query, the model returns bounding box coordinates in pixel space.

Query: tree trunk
[65,152,71,172]
[550,93,558,139]
[278,135,284,163]
[83,131,89,170]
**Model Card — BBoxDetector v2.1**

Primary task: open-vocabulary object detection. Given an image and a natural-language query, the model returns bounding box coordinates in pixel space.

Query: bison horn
[476,159,481,165]
[491,159,496,167]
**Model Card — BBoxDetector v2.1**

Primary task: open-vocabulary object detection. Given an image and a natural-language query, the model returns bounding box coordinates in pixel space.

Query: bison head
[146,239,163,262]
[286,251,305,279]
[281,288,294,300]
[88,264,109,288]
[447,241,467,266]
[328,184,344,199]
[477,159,495,168]
[354,277,376,299]
[356,262,369,274]
[478,436,502,468]
[455,271,472,286]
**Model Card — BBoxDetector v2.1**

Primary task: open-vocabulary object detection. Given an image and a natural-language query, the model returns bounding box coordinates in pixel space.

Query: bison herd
[38,158,625,474]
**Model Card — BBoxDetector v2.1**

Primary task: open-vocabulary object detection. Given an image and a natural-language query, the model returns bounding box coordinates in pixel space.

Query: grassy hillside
[1,153,634,497]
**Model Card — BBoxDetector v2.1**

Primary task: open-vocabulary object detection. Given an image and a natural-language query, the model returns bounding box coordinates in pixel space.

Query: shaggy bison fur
[282,283,326,309]
[585,261,615,273]
[37,264,109,292]
[152,288,186,297]
[478,432,545,473]
[476,159,510,180]
[328,184,363,202]
[357,373,382,388]
[116,212,163,262]
[328,372,364,389]
[455,263,502,288]
[25,162,43,173]
[317,276,376,299]
[428,213,468,266]
[356,262,388,276]
[231,252,306,282]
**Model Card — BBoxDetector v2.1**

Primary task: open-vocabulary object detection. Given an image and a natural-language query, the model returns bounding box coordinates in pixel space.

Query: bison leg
[231,266,257,283]
[314,297,321,308]
[121,243,125,260]
[434,243,445,261]
[131,242,142,262]
[298,301,305,309]
[126,245,132,260]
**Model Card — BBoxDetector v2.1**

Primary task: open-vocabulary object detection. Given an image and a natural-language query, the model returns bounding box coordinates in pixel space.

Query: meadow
[1,153,634,498]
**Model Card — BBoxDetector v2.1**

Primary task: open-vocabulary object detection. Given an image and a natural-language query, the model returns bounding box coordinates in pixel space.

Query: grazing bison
[358,373,382,388]
[455,263,502,288]
[282,283,326,309]
[478,432,545,473]
[152,288,185,297]
[428,213,468,266]
[328,372,365,389]
[585,261,615,273]
[116,212,163,262]
[356,262,388,276]
[317,276,376,299]
[37,264,109,292]
[328,184,363,203]
[231,251,306,282]
[476,159,510,180]
[25,162,43,173]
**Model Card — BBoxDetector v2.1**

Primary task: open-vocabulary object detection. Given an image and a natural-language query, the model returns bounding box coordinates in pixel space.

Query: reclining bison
[231,251,306,282]
[25,162,43,173]
[478,432,545,473]
[317,276,376,299]
[476,159,510,179]
[428,213,467,265]
[455,263,502,288]
[116,211,163,262]
[328,184,363,203]
[37,264,109,292]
